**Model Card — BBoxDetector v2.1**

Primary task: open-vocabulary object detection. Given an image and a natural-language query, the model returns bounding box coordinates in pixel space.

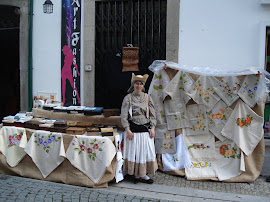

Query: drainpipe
[28,0,33,111]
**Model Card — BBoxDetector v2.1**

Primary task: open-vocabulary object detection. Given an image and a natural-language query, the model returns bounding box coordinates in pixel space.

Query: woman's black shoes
[133,177,154,184]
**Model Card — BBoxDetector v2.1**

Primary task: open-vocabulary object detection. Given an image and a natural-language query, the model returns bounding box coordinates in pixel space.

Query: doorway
[0,5,20,120]
[95,0,167,109]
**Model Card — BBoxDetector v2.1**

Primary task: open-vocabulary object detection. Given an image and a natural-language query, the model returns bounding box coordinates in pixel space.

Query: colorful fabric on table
[24,130,65,178]
[213,76,241,106]
[155,124,176,154]
[207,100,232,141]
[164,97,190,130]
[186,76,220,111]
[0,126,27,167]
[183,130,216,160]
[163,70,194,103]
[162,134,192,171]
[215,139,245,181]
[237,75,260,108]
[186,104,209,135]
[66,136,116,184]
[221,100,264,156]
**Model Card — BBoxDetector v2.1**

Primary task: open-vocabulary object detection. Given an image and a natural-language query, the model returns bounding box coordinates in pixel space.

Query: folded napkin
[0,126,27,167]
[186,104,209,135]
[213,76,241,106]
[66,136,116,184]
[183,131,216,160]
[163,70,194,102]
[215,139,245,181]
[24,130,66,178]
[186,76,220,111]
[237,75,260,108]
[207,100,232,141]
[164,97,190,130]
[221,100,264,156]
[155,124,176,154]
[185,160,217,179]
[162,134,192,171]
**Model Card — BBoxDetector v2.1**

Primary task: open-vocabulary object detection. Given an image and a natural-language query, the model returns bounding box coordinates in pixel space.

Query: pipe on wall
[28,0,33,111]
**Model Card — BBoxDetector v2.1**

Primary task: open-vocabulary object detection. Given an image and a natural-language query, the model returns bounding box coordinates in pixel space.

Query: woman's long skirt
[122,131,158,177]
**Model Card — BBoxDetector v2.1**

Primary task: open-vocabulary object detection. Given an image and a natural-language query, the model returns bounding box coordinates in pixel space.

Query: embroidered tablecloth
[186,76,220,111]
[24,130,66,178]
[207,100,232,141]
[213,76,241,106]
[215,139,245,181]
[66,136,116,184]
[155,124,176,154]
[237,75,260,108]
[186,104,209,135]
[162,134,192,171]
[0,126,27,167]
[221,100,264,156]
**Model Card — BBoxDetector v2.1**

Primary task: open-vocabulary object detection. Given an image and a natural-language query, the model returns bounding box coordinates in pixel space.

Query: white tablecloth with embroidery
[66,136,116,184]
[0,126,27,167]
[24,130,65,178]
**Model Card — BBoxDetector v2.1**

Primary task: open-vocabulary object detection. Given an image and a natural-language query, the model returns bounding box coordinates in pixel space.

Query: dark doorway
[95,0,167,109]
[0,5,20,120]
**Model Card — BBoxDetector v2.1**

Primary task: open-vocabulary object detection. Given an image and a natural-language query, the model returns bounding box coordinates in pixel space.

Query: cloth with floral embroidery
[186,76,220,111]
[0,126,27,167]
[237,75,260,108]
[221,99,264,156]
[162,134,192,171]
[164,97,190,130]
[152,97,167,124]
[155,124,176,154]
[214,139,245,181]
[24,130,65,178]
[162,70,194,104]
[213,76,241,106]
[66,135,116,184]
[186,104,209,135]
[114,133,124,183]
[182,130,216,160]
[207,100,233,141]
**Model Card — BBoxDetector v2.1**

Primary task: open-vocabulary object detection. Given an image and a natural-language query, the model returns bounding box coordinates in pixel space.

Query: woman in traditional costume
[121,73,158,184]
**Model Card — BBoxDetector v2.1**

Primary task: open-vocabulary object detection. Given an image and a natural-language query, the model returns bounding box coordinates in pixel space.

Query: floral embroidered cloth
[153,97,167,124]
[207,100,232,141]
[24,130,65,178]
[163,70,194,103]
[114,133,124,183]
[221,100,264,156]
[66,136,116,184]
[213,76,241,106]
[155,124,176,154]
[186,76,220,111]
[186,104,209,135]
[215,139,245,181]
[162,134,192,171]
[185,160,217,179]
[237,75,260,108]
[183,130,216,160]
[164,97,190,130]
[0,126,27,167]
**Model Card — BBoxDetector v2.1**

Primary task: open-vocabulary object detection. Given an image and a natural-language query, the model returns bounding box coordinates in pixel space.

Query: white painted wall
[32,0,62,101]
[178,0,270,72]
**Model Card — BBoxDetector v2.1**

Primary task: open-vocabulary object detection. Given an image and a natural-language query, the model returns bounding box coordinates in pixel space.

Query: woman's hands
[150,128,155,139]
[126,129,134,140]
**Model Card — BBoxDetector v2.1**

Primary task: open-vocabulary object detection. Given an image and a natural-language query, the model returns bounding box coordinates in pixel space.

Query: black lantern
[43,0,53,14]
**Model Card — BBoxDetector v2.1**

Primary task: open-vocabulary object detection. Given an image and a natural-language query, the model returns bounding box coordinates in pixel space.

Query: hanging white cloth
[24,130,66,178]
[0,126,27,167]
[162,134,192,171]
[114,133,124,183]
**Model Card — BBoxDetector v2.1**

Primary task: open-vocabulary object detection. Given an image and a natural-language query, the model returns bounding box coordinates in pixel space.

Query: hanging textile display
[162,134,192,171]
[215,139,245,181]
[237,75,260,108]
[155,124,176,154]
[114,133,124,183]
[221,99,264,156]
[122,47,139,72]
[24,131,66,178]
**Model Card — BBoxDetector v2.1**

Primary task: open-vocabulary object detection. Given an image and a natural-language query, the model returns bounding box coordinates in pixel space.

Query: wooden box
[86,127,100,132]
[101,127,114,136]
[86,132,100,136]
[54,120,67,127]
[39,123,53,131]
[76,122,92,128]
[24,120,40,130]
[103,109,120,117]
[67,121,78,127]
[66,127,86,135]
[50,127,67,133]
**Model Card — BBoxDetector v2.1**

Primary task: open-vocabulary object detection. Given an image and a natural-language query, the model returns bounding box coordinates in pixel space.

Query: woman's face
[134,81,144,94]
